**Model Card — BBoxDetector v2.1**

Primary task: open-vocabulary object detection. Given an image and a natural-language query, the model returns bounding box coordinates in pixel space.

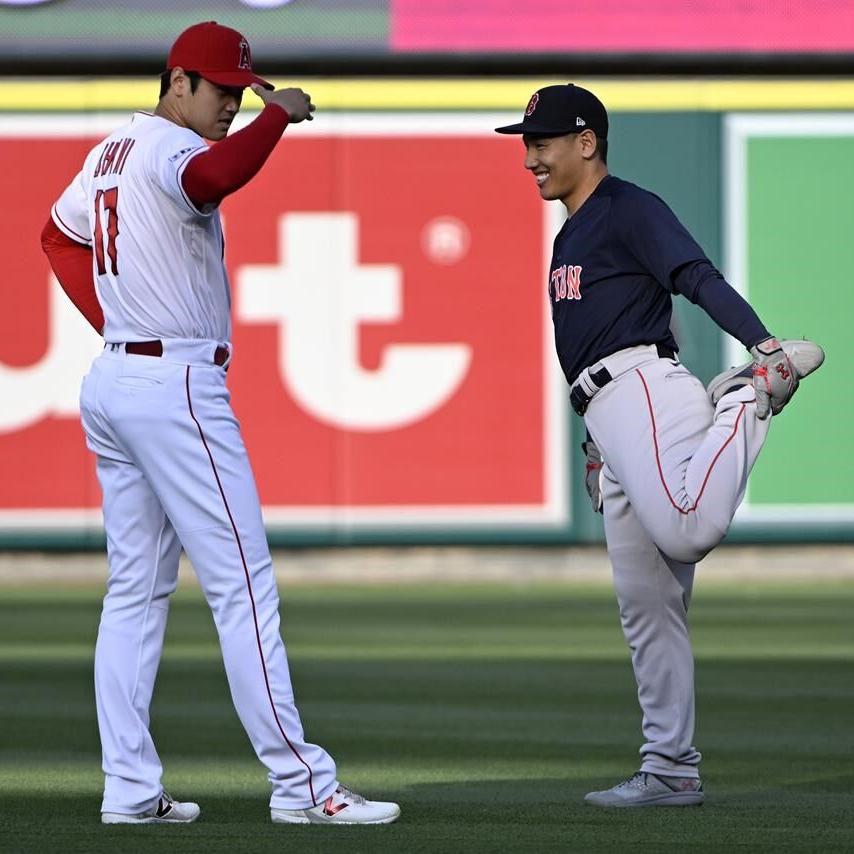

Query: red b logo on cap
[525,93,539,116]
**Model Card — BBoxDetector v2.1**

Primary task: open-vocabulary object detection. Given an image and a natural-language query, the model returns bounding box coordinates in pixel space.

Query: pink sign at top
[391,0,854,53]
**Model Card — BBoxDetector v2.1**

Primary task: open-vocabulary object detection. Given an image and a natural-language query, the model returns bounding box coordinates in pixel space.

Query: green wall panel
[744,135,853,508]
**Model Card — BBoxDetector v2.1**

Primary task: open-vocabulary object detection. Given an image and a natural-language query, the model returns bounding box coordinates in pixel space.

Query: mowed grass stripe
[2,642,853,662]
[1,584,851,660]
[1,581,851,853]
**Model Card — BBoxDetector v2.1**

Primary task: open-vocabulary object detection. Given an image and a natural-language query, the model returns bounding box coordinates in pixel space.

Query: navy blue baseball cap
[495,84,609,138]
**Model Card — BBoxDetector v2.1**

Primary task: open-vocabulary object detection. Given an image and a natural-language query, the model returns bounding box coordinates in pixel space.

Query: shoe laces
[336,784,366,805]
[616,772,649,791]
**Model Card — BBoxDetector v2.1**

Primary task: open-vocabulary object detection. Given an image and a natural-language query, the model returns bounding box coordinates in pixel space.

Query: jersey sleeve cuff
[175,146,218,217]
[51,204,92,246]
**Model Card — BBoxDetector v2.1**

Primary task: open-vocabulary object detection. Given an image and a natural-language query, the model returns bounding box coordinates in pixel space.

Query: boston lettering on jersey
[549,175,708,385]
[550,263,582,302]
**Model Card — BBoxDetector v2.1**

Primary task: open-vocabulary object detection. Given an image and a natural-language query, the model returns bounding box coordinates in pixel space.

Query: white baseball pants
[79,340,337,814]
[581,344,770,777]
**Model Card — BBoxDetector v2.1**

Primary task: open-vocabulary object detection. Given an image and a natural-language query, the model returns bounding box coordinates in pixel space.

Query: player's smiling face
[185,76,244,141]
[523,133,586,202]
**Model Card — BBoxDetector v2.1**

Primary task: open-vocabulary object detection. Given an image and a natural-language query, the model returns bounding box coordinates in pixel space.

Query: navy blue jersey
[549,175,708,384]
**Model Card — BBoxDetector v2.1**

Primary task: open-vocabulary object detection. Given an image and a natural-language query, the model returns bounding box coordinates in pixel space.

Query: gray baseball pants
[579,344,770,777]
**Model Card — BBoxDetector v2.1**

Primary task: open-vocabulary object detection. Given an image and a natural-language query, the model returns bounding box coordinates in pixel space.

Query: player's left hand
[582,439,604,514]
[749,336,797,419]
[250,84,316,122]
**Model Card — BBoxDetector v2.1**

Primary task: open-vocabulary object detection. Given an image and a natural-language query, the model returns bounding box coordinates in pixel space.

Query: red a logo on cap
[525,93,539,117]
[238,39,252,70]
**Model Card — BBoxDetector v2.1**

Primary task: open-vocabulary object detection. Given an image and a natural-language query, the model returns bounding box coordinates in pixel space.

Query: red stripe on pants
[185,366,317,806]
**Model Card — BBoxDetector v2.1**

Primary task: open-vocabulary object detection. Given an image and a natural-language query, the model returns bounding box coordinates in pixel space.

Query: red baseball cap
[166,21,273,90]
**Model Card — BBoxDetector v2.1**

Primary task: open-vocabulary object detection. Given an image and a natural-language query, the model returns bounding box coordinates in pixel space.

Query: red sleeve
[41,218,104,334]
[182,103,290,208]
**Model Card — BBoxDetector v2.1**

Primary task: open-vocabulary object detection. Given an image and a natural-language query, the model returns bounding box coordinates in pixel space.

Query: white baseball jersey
[51,111,230,342]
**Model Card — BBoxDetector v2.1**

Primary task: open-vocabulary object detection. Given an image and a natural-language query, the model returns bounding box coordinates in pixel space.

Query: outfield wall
[2,78,851,546]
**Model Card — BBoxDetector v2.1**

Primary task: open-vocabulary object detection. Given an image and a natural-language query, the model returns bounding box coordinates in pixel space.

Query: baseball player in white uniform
[41,22,399,826]
[496,85,825,807]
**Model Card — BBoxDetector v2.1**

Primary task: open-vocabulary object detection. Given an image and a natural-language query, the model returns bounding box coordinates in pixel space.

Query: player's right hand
[250,84,316,122]
[581,439,604,514]
[749,336,797,419]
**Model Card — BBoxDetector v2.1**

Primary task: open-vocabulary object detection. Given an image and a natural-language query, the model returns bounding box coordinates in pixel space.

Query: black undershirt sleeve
[671,259,770,350]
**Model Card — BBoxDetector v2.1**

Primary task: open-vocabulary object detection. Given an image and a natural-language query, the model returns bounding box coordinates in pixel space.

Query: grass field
[1,574,852,853]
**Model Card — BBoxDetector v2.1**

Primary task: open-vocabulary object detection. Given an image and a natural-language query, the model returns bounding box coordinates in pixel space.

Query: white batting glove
[581,440,604,514]
[749,336,797,420]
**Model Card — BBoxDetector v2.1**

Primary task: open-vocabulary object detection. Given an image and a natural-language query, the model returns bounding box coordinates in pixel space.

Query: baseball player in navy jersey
[41,21,399,826]
[496,85,824,807]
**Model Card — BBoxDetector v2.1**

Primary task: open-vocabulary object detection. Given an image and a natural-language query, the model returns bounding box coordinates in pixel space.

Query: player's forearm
[181,103,289,207]
[672,260,769,349]
[41,218,104,334]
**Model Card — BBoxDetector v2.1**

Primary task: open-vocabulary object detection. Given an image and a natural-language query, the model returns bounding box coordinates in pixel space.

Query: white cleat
[101,792,200,824]
[271,785,400,825]
[584,771,704,808]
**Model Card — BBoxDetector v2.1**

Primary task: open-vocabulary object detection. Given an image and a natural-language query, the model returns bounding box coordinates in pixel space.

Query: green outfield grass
[1,579,852,853]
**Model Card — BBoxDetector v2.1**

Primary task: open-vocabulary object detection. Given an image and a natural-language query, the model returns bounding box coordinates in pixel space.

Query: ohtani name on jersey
[550,264,582,302]
[93,138,136,178]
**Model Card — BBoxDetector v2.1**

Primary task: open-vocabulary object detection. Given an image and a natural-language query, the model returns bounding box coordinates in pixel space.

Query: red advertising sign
[2,115,567,534]
[391,0,854,53]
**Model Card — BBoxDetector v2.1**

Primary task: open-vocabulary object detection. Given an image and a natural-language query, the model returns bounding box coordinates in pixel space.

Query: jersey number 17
[94,187,119,276]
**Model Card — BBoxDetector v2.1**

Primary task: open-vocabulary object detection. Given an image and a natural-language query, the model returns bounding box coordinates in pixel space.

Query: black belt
[117,340,229,367]
[570,343,676,417]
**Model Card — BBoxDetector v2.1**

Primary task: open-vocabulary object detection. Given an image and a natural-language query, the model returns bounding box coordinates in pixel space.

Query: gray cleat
[707,338,825,409]
[584,771,704,808]
[707,362,754,406]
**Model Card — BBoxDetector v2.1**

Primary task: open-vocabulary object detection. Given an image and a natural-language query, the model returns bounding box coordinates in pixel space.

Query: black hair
[158,69,202,99]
